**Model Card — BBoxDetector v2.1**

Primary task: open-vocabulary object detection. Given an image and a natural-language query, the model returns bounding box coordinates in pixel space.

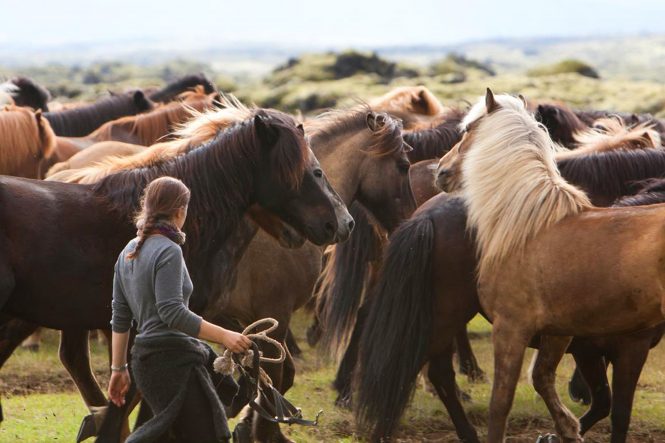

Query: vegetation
[2,314,665,442]
[527,59,600,79]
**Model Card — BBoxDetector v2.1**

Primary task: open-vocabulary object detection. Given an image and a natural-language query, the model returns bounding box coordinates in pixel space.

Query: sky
[1,0,664,48]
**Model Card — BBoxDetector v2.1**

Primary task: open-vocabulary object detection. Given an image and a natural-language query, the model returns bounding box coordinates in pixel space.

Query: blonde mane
[0,82,17,106]
[0,106,56,172]
[557,117,662,158]
[461,93,592,280]
[369,86,444,117]
[46,95,250,184]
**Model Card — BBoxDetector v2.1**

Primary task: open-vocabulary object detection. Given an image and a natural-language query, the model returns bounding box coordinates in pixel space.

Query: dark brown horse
[43,90,154,137]
[147,73,217,103]
[0,107,348,433]
[2,76,51,111]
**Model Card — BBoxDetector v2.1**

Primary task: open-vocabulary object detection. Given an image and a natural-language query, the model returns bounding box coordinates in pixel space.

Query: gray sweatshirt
[111,235,202,339]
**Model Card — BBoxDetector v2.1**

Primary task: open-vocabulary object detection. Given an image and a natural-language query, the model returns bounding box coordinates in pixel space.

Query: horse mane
[43,90,154,137]
[369,86,444,117]
[8,76,51,111]
[0,106,56,170]
[48,95,250,184]
[148,73,217,103]
[403,107,465,162]
[557,148,665,202]
[89,92,217,146]
[535,102,587,147]
[92,107,307,255]
[307,107,405,157]
[462,94,592,280]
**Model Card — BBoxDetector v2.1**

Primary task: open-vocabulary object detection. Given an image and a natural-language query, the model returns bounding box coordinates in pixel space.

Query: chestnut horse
[0,106,56,178]
[43,90,154,137]
[0,106,349,433]
[436,90,665,442]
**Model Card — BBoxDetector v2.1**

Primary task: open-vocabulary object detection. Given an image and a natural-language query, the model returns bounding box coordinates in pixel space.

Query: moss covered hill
[3,50,665,117]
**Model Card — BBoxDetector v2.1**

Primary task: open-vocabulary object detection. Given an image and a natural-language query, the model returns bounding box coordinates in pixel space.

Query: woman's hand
[221,330,252,354]
[108,369,131,407]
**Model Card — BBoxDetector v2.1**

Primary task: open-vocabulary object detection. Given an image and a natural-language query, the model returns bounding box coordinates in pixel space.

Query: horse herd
[1,74,665,443]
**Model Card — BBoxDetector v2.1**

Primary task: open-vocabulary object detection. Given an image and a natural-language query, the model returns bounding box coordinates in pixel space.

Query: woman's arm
[198,320,252,353]
[108,331,131,406]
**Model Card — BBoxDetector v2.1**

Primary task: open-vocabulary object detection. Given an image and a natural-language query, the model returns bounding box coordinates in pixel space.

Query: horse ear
[296,123,304,135]
[254,114,279,147]
[34,109,42,119]
[485,88,498,113]
[366,112,386,131]
[132,90,149,109]
[518,94,528,108]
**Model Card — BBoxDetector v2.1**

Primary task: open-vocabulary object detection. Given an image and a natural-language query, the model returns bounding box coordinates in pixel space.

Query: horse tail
[316,202,384,356]
[354,212,434,441]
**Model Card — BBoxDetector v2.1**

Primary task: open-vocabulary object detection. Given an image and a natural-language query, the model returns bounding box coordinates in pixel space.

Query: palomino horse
[0,106,56,178]
[350,102,665,442]
[0,105,350,433]
[199,107,415,442]
[43,90,155,137]
[436,90,665,442]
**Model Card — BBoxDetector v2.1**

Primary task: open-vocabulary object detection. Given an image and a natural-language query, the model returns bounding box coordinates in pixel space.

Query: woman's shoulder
[149,235,184,263]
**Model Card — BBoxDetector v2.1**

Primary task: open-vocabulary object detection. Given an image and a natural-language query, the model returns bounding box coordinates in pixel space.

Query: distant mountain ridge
[2,34,664,81]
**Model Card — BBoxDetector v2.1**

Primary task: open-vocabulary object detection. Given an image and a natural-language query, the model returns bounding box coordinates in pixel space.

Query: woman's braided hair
[127,176,191,259]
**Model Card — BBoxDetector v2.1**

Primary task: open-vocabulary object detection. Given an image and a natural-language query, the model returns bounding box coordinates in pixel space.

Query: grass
[2,313,665,442]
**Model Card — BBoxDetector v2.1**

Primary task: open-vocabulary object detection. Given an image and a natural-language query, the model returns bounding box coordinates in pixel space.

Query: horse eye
[314,168,323,178]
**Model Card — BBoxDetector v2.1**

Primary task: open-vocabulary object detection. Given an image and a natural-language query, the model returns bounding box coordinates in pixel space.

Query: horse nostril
[324,222,336,237]
[348,219,355,231]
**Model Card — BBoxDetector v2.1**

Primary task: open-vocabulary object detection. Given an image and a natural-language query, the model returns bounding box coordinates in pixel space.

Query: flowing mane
[92,108,308,255]
[403,107,465,162]
[47,96,251,184]
[461,93,592,280]
[557,117,661,158]
[148,73,217,103]
[306,107,405,157]
[369,86,444,117]
[0,106,56,171]
[88,91,218,146]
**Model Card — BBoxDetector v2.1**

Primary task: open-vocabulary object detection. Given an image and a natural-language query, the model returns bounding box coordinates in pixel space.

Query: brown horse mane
[89,91,218,146]
[307,107,406,158]
[369,86,444,117]
[0,105,56,170]
[92,108,308,254]
[402,107,466,162]
[613,178,665,207]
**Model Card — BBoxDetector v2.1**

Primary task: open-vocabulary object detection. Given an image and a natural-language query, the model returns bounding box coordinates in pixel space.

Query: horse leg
[0,316,39,423]
[531,335,582,442]
[455,326,486,382]
[428,347,480,443]
[252,316,293,443]
[568,365,592,405]
[59,329,107,408]
[332,301,368,408]
[305,316,322,348]
[487,324,529,443]
[572,351,610,435]
[608,339,650,443]
[284,328,302,358]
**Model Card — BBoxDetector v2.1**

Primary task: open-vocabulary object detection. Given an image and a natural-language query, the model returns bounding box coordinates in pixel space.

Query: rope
[212,318,285,386]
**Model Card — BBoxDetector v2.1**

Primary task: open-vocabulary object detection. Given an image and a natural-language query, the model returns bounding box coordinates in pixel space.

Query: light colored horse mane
[558,117,661,158]
[461,92,592,280]
[0,105,56,171]
[0,82,17,106]
[369,86,444,117]
[47,95,250,184]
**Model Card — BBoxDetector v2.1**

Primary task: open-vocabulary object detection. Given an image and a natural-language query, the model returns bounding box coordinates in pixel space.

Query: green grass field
[2,313,665,442]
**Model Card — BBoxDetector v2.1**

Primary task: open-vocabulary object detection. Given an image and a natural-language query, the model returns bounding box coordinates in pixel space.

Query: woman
[108,176,252,443]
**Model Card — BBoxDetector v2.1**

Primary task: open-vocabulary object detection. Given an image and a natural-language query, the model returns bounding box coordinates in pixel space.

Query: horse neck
[44,97,136,137]
[310,131,364,206]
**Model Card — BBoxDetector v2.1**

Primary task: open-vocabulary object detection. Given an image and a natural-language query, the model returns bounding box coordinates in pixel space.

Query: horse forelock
[461,94,592,281]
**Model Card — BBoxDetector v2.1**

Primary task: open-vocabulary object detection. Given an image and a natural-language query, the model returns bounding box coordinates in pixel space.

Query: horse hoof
[568,381,591,405]
[536,434,560,443]
[76,414,97,442]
